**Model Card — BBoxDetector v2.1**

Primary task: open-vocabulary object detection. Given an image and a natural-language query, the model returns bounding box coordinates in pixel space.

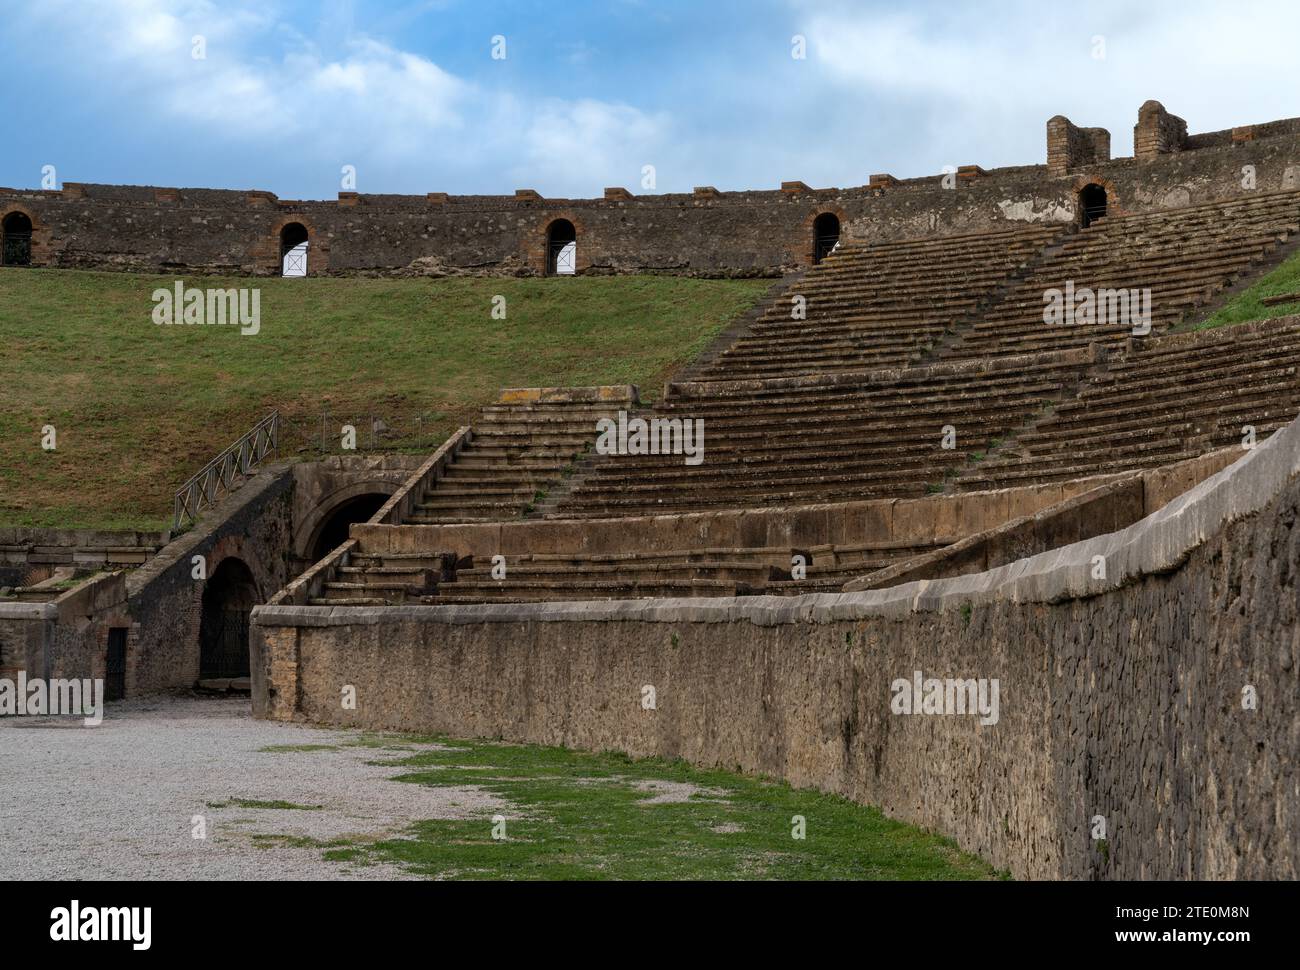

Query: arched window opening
[546,219,577,276]
[1079,184,1108,228]
[813,213,841,264]
[310,493,390,563]
[198,558,258,681]
[1,212,33,267]
[280,222,310,277]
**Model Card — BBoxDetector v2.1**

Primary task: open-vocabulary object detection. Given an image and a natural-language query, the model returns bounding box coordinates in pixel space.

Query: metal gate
[814,233,839,264]
[1081,203,1108,228]
[2,232,31,267]
[551,240,576,275]
[200,609,251,679]
[282,241,308,277]
[106,628,127,701]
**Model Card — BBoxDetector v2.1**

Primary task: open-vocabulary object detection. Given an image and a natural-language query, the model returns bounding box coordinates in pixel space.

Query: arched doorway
[813,212,841,264]
[1079,184,1108,228]
[546,219,577,276]
[1,212,33,267]
[199,558,258,681]
[309,493,390,563]
[280,223,310,277]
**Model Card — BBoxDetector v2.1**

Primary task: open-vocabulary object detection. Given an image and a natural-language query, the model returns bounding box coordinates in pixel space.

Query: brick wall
[1134,100,1189,159]
[1046,116,1112,175]
[5,106,1300,277]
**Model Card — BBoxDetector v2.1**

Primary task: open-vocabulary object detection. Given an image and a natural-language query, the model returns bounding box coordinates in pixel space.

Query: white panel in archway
[556,241,576,276]
[282,242,309,277]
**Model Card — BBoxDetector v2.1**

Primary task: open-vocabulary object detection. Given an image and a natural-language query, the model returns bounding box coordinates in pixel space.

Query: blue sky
[2,0,1299,199]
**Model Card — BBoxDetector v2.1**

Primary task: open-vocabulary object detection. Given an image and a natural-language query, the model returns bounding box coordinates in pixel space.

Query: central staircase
[402,386,635,524]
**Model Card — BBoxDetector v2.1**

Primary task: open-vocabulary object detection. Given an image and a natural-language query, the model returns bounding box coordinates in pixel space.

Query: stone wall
[123,466,294,692]
[0,455,451,695]
[252,417,1300,879]
[341,446,1236,571]
[847,447,1245,591]
[0,572,127,685]
[5,104,1300,277]
[345,476,1105,569]
[0,603,50,682]
[0,527,166,588]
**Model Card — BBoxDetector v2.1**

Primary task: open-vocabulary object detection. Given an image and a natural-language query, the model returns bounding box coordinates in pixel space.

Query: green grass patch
[250,834,346,850]
[333,737,1002,881]
[341,731,444,751]
[1194,250,1300,330]
[208,798,324,811]
[257,743,341,753]
[0,268,765,529]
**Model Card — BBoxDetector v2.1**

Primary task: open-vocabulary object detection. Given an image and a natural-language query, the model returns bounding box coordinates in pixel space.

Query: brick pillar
[1083,128,1111,166]
[1134,100,1188,159]
[1047,116,1112,175]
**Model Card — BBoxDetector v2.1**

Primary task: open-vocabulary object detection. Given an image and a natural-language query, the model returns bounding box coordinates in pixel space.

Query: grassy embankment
[0,269,766,530]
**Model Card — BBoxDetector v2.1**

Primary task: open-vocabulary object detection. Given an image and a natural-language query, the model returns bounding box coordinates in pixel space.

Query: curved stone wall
[252,414,1300,879]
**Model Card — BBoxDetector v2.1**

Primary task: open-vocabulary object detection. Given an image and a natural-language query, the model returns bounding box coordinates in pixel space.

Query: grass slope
[0,269,765,530]
[310,736,1002,881]
[1195,250,1300,330]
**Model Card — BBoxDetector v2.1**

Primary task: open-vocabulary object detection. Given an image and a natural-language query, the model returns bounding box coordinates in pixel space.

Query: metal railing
[172,412,279,531]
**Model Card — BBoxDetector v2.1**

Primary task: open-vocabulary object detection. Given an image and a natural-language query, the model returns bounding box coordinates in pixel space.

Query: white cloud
[10,0,1300,196]
[797,0,1300,157]
[14,0,672,196]
[520,99,670,193]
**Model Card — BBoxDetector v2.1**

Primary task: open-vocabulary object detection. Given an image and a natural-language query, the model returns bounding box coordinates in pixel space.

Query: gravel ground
[0,694,511,880]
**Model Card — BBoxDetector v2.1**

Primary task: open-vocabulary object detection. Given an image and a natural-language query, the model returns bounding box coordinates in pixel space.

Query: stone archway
[280,222,310,277]
[306,491,391,563]
[1,211,34,266]
[198,557,259,681]
[800,206,847,266]
[546,219,577,275]
[293,480,401,567]
[1073,175,1121,228]
[1078,183,1109,228]
[812,212,841,264]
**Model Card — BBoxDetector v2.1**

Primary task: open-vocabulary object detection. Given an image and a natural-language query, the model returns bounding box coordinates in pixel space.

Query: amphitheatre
[2,99,1300,880]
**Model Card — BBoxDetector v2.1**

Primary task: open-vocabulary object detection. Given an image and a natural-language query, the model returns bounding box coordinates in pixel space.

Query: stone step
[438,578,756,599]
[308,595,398,606]
[457,561,780,582]
[404,514,524,525]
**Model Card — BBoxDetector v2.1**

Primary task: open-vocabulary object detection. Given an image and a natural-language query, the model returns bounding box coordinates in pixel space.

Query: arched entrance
[280,222,310,277]
[198,558,258,681]
[2,212,33,267]
[813,212,841,264]
[1079,184,1108,228]
[546,219,577,276]
[309,492,390,563]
